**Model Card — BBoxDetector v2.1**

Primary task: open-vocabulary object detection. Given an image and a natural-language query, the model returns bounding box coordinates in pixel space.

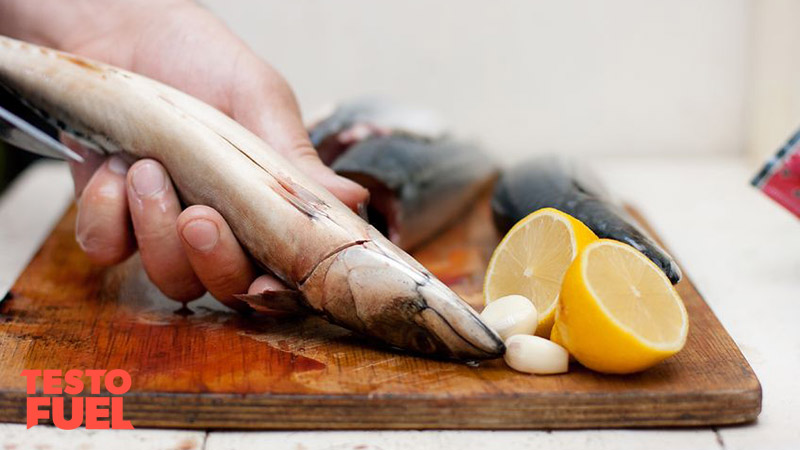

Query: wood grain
[0,198,761,429]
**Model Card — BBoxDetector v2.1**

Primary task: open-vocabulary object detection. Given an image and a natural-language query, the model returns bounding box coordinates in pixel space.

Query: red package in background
[752,129,800,218]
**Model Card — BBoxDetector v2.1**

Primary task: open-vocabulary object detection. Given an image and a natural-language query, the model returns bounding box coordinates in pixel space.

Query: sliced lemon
[483,208,597,337]
[554,239,689,374]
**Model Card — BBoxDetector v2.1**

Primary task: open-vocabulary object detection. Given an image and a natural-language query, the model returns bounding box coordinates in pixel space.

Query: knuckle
[134,221,177,244]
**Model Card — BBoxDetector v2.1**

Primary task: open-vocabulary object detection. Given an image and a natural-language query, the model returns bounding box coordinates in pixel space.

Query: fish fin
[234,290,311,317]
[213,132,329,219]
[271,176,329,219]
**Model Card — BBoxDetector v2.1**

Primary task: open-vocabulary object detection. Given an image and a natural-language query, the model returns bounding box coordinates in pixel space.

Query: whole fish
[0,36,503,360]
[308,99,497,250]
[491,156,682,284]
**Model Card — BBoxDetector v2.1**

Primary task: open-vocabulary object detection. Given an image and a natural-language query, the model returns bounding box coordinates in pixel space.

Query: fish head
[299,237,505,360]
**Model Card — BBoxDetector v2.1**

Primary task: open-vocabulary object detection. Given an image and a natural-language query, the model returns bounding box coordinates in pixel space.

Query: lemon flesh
[484,208,597,337]
[555,239,689,374]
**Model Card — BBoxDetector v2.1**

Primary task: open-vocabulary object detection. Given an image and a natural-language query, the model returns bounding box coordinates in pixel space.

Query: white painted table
[0,157,797,450]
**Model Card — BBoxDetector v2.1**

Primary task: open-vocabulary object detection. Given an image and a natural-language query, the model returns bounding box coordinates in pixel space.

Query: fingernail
[107,156,129,175]
[182,219,219,253]
[131,162,165,197]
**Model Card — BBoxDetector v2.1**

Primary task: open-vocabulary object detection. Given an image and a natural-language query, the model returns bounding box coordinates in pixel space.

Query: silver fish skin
[308,98,498,250]
[332,134,498,250]
[0,36,504,360]
[491,156,682,284]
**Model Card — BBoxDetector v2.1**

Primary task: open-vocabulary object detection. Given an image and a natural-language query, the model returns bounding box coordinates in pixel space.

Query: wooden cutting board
[0,197,761,429]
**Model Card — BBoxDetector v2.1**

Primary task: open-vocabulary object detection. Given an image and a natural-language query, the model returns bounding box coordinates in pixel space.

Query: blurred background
[1,0,799,188]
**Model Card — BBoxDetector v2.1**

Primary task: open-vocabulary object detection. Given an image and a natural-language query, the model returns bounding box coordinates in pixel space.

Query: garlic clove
[504,334,569,375]
[480,294,538,340]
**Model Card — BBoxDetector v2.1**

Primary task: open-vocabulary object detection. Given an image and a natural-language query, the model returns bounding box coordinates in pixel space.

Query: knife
[0,104,83,163]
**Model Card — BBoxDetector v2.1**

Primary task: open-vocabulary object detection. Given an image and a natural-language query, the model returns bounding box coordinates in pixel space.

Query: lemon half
[483,208,598,337]
[554,239,689,374]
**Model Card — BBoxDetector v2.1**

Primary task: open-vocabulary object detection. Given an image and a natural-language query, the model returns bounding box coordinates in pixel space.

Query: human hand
[0,0,369,308]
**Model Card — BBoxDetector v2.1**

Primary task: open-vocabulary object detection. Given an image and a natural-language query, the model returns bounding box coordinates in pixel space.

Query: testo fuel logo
[21,369,134,430]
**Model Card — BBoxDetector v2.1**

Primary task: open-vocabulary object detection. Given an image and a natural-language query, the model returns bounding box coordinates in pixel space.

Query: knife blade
[0,104,83,163]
